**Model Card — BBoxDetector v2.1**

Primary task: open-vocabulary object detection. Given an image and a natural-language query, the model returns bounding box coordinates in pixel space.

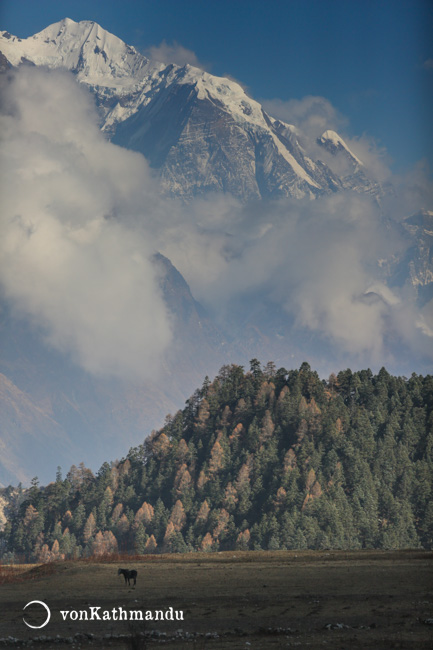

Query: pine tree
[134,523,148,554]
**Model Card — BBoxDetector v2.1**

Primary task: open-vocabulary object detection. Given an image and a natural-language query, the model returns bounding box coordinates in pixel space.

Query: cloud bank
[0,67,431,381]
[0,67,172,381]
[158,193,430,368]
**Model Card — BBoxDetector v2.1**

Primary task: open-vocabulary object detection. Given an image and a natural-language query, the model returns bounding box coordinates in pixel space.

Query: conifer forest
[1,361,432,561]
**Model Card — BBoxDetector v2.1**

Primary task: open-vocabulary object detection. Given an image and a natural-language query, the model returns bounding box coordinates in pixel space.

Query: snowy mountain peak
[0,18,150,88]
[1,19,381,201]
[319,129,364,167]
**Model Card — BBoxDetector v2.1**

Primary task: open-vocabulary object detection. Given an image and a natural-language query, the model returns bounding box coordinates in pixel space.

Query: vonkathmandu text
[60,606,184,622]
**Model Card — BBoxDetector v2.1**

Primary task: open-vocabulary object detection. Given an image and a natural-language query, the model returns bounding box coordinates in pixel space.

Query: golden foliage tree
[213,509,230,539]
[283,448,297,472]
[201,532,213,551]
[169,500,186,531]
[195,500,210,523]
[92,530,118,556]
[208,440,224,474]
[111,503,123,523]
[83,513,96,544]
[174,464,192,496]
[236,528,250,549]
[145,534,157,553]
[223,482,238,511]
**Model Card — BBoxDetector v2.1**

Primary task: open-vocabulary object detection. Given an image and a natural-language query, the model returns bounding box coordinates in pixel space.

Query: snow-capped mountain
[0,18,378,201]
[0,18,431,486]
[0,18,149,88]
[318,129,383,197]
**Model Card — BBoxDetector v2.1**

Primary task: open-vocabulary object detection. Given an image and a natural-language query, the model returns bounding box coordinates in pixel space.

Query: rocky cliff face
[388,211,433,304]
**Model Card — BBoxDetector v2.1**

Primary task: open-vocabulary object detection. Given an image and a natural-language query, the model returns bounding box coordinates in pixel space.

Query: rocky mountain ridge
[0,18,380,201]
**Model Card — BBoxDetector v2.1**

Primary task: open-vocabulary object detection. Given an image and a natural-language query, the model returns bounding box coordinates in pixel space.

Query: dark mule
[117,568,138,586]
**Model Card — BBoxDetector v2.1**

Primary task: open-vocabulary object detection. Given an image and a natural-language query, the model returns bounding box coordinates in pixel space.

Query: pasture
[0,550,432,648]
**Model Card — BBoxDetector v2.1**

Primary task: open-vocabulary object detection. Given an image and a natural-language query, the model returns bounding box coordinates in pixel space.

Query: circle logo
[23,600,51,629]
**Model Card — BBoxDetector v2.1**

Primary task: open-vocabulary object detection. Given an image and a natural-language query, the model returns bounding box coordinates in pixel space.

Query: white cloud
[262,95,392,183]
[1,67,431,382]
[0,67,172,381]
[199,194,395,358]
[145,40,210,70]
[262,95,347,138]
[157,185,433,368]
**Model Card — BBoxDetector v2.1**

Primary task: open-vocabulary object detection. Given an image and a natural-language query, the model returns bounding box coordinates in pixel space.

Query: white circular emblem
[23,600,51,629]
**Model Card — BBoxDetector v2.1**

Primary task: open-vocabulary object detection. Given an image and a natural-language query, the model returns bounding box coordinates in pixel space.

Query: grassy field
[0,550,432,648]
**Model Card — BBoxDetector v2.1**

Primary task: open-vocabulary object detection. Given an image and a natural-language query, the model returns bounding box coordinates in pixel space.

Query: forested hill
[2,361,433,560]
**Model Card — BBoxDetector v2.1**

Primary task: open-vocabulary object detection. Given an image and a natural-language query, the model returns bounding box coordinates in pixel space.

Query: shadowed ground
[0,550,432,648]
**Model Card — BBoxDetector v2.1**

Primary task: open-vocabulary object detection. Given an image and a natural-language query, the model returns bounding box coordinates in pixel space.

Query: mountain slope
[0,18,378,201]
[389,210,433,305]
[0,254,232,486]
[0,371,72,486]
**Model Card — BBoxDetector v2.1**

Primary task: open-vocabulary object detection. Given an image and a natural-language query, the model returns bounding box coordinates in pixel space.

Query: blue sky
[1,0,432,174]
